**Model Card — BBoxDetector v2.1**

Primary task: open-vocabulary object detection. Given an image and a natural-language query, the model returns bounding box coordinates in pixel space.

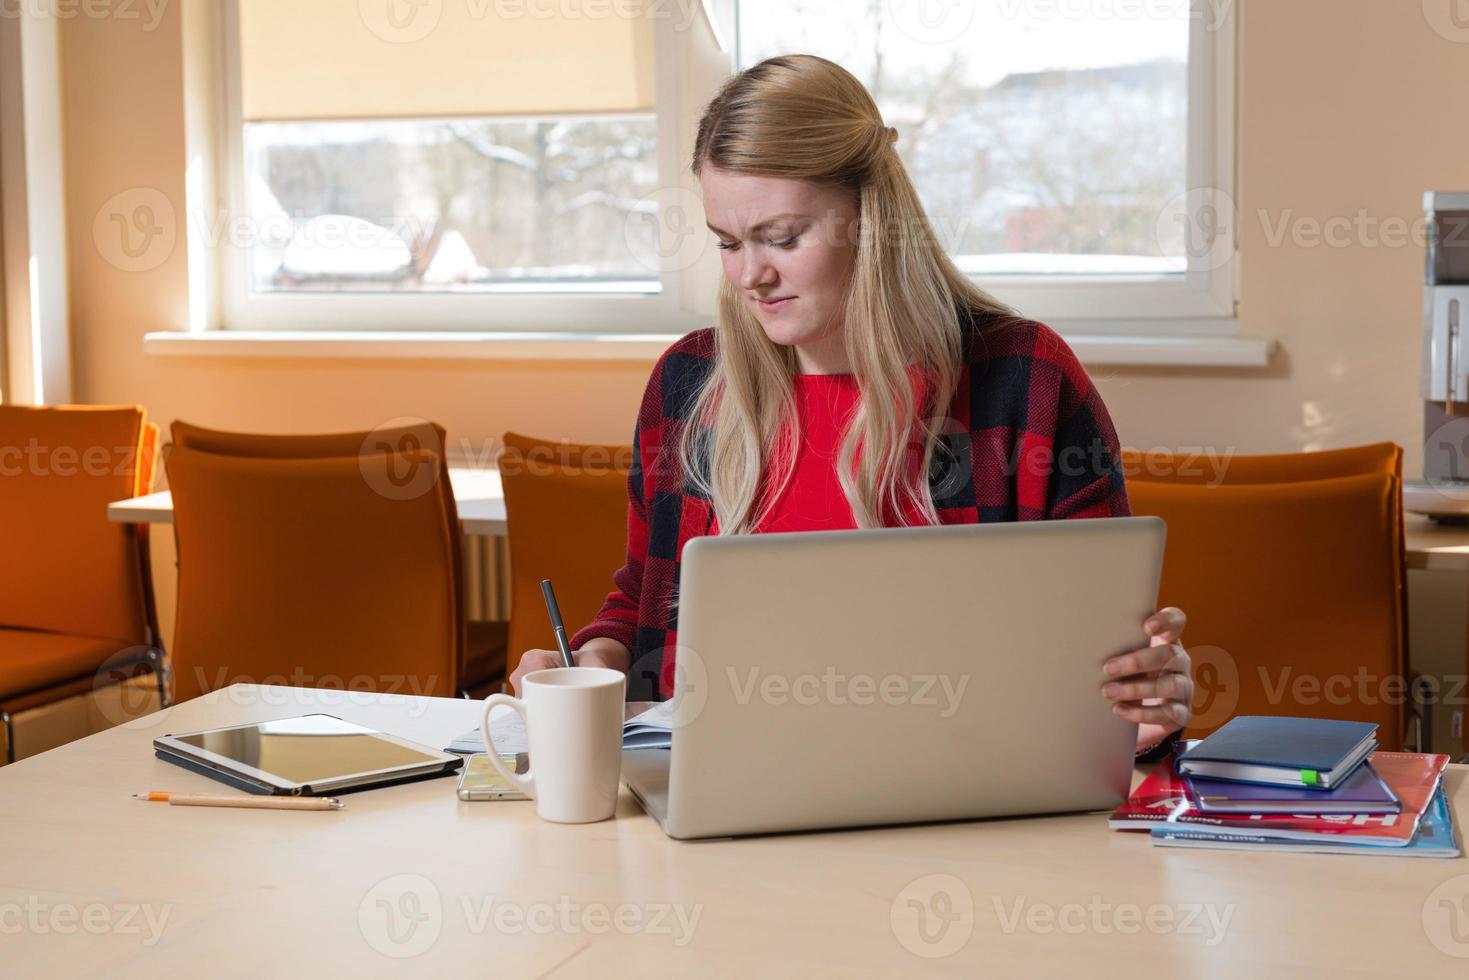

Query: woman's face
[698,167,861,372]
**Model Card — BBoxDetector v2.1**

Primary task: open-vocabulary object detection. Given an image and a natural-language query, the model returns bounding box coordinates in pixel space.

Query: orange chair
[1123,444,1408,748]
[165,430,463,703]
[499,433,633,682]
[170,421,507,697]
[172,418,445,462]
[0,405,165,764]
[1125,442,1404,486]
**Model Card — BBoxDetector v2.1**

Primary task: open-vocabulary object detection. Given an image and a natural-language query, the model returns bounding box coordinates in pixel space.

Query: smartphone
[456,752,530,801]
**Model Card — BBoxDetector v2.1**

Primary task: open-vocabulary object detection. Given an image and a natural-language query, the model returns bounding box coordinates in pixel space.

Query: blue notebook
[1185,760,1400,814]
[1176,716,1378,790]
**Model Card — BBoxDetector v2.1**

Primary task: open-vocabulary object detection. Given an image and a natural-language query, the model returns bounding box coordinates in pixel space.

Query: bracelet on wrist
[1135,729,1180,760]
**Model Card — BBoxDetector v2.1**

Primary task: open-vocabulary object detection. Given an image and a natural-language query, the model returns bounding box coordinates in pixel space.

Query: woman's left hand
[1101,606,1193,748]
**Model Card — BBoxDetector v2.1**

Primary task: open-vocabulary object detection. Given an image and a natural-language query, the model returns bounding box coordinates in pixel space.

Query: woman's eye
[714,235,795,251]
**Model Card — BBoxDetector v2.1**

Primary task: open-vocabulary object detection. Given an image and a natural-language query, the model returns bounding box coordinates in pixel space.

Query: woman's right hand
[508,639,631,695]
[508,649,567,694]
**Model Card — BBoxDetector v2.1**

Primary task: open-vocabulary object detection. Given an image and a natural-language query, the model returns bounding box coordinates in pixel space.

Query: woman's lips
[757,296,795,312]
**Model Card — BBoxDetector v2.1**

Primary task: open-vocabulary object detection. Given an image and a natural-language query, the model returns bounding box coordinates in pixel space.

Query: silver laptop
[623,516,1165,839]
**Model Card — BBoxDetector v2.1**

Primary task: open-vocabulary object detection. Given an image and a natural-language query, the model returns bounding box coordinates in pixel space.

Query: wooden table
[1408,513,1469,572]
[106,466,507,536]
[3,685,1466,977]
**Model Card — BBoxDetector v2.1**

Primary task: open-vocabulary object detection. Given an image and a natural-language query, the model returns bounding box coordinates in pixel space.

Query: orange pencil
[134,792,343,810]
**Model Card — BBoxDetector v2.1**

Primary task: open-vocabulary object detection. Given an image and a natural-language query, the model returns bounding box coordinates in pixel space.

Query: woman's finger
[510,649,560,694]
[1111,699,1189,728]
[1102,671,1193,704]
[1143,606,1187,644]
[1104,642,1181,678]
[1141,644,1192,679]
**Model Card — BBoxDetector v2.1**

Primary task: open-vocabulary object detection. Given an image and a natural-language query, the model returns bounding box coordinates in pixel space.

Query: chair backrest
[1123,442,1401,485]
[500,433,632,679]
[501,431,633,473]
[138,419,160,498]
[0,405,156,645]
[1124,444,1407,748]
[169,420,466,689]
[164,438,462,702]
[172,419,447,461]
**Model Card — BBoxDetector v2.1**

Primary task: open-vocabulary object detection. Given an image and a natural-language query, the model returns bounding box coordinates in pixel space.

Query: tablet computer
[154,713,464,796]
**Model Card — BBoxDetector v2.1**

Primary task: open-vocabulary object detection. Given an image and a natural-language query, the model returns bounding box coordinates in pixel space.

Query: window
[737,0,1237,330]
[214,0,1234,336]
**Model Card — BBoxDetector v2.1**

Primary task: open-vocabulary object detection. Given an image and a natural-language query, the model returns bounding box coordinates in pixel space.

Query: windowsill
[142,330,688,362]
[142,329,1275,368]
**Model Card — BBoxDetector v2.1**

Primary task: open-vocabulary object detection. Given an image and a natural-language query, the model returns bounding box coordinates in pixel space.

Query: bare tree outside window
[245,115,659,294]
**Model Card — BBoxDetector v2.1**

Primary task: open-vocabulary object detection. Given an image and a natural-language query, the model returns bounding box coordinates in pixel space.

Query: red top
[712,371,930,534]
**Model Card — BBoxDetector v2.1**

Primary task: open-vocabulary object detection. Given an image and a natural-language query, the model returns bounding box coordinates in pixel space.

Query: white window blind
[237,0,656,121]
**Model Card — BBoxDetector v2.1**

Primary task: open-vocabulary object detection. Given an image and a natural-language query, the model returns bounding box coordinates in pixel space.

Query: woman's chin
[756,318,817,348]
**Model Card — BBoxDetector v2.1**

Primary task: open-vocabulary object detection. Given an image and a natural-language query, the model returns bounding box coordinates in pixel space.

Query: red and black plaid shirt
[570,315,1130,700]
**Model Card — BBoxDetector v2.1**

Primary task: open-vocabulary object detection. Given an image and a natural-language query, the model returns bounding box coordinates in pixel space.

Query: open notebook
[446,700,674,755]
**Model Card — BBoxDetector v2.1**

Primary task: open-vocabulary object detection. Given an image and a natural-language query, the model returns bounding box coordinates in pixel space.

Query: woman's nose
[739,249,776,291]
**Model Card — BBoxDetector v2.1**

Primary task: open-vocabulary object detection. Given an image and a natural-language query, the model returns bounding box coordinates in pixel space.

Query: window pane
[244,116,660,294]
[737,2,1190,276]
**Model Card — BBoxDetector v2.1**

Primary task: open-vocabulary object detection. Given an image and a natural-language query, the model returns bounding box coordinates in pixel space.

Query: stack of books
[1110,716,1458,857]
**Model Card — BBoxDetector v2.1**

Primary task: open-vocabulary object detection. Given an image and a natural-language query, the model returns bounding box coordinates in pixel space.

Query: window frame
[209,0,1237,339]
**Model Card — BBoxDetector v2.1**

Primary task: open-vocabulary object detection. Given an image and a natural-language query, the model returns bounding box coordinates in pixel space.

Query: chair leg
[147,646,173,709]
[1414,674,1434,755]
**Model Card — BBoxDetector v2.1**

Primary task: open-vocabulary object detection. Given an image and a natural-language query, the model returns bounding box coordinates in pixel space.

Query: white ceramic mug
[482,667,625,823]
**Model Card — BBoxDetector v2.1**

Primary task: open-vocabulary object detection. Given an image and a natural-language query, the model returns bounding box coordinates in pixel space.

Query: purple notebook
[1184,760,1400,814]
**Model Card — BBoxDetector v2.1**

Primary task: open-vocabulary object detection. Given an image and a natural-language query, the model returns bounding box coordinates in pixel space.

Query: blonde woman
[513,55,1194,760]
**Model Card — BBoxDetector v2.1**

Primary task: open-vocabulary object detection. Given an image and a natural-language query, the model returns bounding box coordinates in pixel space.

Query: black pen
[540,579,575,668]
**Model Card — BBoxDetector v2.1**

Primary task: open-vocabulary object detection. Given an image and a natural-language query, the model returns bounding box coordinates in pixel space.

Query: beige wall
[1094,0,1464,474]
[57,3,1469,640]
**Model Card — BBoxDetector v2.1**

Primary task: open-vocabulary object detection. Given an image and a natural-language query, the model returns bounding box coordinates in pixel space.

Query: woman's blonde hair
[681,54,1017,534]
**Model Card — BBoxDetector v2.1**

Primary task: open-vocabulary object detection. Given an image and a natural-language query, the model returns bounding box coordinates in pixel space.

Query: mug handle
[482,693,536,799]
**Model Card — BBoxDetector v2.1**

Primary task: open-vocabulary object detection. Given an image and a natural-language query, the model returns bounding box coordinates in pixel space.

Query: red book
[1109,751,1449,846]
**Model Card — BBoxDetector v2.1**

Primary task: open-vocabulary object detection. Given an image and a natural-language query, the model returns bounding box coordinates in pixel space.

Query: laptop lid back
[660,517,1165,839]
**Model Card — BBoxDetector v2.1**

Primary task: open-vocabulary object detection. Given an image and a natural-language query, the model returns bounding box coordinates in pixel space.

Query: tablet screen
[172,714,442,783]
